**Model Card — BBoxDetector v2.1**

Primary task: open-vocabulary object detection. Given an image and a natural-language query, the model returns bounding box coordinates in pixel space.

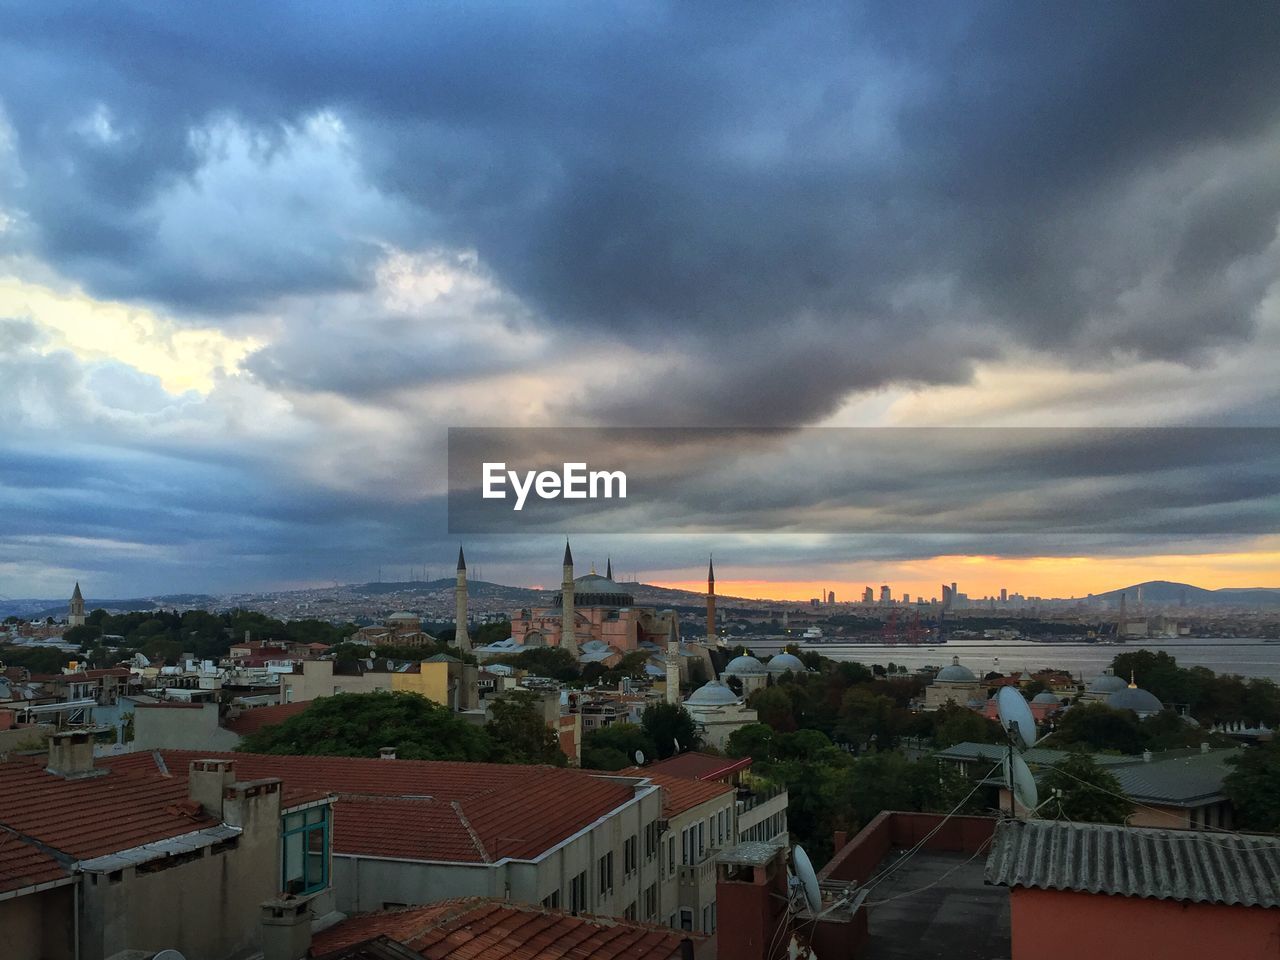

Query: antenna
[792,844,821,914]
[634,749,646,766]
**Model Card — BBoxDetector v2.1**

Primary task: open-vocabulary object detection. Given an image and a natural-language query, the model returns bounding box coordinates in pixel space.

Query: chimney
[379,746,397,760]
[1200,741,1211,753]
[0,709,13,732]
[189,758,237,812]
[833,830,848,852]
[45,730,105,780]
[1142,750,1152,763]
[260,898,312,960]
[716,844,790,960]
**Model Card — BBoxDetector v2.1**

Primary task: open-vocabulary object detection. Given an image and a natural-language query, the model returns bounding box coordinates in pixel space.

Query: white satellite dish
[634,749,645,766]
[152,951,188,960]
[673,738,681,753]
[792,844,821,914]
[996,687,1037,750]
[1004,753,1038,813]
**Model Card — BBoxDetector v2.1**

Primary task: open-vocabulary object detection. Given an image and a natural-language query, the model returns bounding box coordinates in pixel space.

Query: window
[644,821,658,860]
[542,890,560,909]
[624,835,637,875]
[598,851,614,895]
[717,810,725,845]
[680,908,694,932]
[697,821,705,859]
[570,871,588,914]
[624,901,637,921]
[702,905,710,932]
[710,901,717,932]
[668,835,676,876]
[281,805,329,896]
[644,882,658,920]
[681,826,690,865]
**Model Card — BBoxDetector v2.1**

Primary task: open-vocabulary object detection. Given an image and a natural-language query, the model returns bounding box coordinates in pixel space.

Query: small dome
[766,653,806,675]
[686,680,741,706]
[723,654,766,676]
[1032,691,1061,705]
[935,656,976,683]
[1087,669,1128,695]
[1108,685,1163,715]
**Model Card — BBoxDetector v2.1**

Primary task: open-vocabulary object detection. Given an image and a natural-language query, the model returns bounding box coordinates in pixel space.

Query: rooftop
[312,897,703,960]
[986,819,1280,908]
[643,751,752,782]
[221,700,311,736]
[618,770,734,818]
[107,751,648,865]
[0,829,71,899]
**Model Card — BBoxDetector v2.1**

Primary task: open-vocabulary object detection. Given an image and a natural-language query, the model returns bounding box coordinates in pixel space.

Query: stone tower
[454,547,470,653]
[561,540,577,658]
[68,582,86,628]
[706,556,717,645]
[665,639,681,705]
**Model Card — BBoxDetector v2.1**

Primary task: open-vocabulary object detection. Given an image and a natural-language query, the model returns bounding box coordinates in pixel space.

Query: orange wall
[1011,888,1280,960]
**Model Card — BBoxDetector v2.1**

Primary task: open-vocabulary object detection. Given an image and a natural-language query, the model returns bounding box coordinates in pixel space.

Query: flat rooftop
[863,849,1009,960]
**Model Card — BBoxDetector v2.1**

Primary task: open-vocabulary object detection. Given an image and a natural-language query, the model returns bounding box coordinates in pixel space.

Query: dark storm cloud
[2,2,1278,422]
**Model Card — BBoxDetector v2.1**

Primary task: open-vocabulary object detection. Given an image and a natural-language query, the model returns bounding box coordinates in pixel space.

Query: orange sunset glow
[655,547,1280,603]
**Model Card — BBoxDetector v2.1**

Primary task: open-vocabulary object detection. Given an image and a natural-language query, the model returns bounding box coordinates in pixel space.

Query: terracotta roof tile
[0,829,71,896]
[311,898,700,960]
[642,752,751,782]
[222,701,311,735]
[619,771,734,818]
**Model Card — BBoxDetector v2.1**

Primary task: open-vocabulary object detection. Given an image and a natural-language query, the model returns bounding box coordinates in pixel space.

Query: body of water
[742,636,1280,683]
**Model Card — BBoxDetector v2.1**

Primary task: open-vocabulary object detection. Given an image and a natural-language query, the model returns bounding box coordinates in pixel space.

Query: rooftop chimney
[45,730,105,780]
[260,898,313,960]
[189,758,236,812]
[1200,741,1211,753]
[379,746,397,760]
[1142,750,1153,763]
[716,844,790,960]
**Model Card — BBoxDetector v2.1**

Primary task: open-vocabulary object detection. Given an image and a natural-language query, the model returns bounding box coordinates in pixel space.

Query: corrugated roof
[985,819,1280,908]
[1109,750,1238,806]
[311,897,700,960]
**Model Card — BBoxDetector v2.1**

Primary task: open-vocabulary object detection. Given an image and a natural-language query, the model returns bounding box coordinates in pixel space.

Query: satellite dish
[152,951,188,960]
[634,749,645,766]
[673,738,681,753]
[792,845,821,914]
[996,687,1037,750]
[1004,753,1038,813]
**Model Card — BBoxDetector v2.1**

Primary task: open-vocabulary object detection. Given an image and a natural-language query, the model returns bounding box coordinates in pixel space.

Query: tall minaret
[665,639,681,705]
[561,540,578,658]
[454,547,470,653]
[68,582,85,628]
[706,556,717,645]
[606,557,613,580]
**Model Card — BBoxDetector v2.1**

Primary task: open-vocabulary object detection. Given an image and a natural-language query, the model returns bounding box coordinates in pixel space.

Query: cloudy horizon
[2,3,1278,599]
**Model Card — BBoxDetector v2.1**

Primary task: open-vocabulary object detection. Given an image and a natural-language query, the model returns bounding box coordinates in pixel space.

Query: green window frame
[282,806,329,895]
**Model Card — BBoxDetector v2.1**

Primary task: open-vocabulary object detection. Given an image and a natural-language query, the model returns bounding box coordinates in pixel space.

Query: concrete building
[281,658,393,702]
[987,819,1280,960]
[130,700,311,752]
[643,753,789,848]
[0,736,336,960]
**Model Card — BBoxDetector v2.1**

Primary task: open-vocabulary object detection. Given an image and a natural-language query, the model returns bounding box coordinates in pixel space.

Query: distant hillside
[1091,580,1280,608]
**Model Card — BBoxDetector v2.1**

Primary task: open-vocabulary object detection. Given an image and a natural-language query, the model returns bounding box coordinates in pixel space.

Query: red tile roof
[222,701,311,736]
[0,830,71,896]
[311,898,700,960]
[619,770,734,818]
[642,752,751,782]
[0,755,221,861]
[108,751,647,865]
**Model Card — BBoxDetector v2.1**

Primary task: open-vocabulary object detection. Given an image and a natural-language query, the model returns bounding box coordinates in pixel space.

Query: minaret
[68,582,85,628]
[606,557,613,580]
[454,547,470,653]
[706,556,717,645]
[561,540,578,658]
[665,639,681,705]
[1118,591,1127,638]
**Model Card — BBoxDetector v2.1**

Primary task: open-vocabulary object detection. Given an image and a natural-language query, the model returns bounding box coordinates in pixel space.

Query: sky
[0,2,1278,600]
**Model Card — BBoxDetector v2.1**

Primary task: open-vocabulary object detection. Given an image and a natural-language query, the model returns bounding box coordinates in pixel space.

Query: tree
[1224,742,1280,832]
[496,647,580,682]
[834,687,897,750]
[236,691,492,761]
[1041,753,1133,824]
[486,691,566,766]
[931,703,1005,749]
[641,702,697,759]
[748,686,797,732]
[725,722,776,763]
[1045,702,1144,754]
[581,723,656,771]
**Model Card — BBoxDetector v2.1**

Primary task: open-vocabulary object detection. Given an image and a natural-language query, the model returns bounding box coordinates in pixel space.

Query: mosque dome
[723,654,767,676]
[386,611,419,621]
[554,572,634,608]
[766,653,806,675]
[686,680,741,706]
[935,656,977,683]
[1087,669,1128,695]
[1108,681,1163,715]
[1032,691,1062,705]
